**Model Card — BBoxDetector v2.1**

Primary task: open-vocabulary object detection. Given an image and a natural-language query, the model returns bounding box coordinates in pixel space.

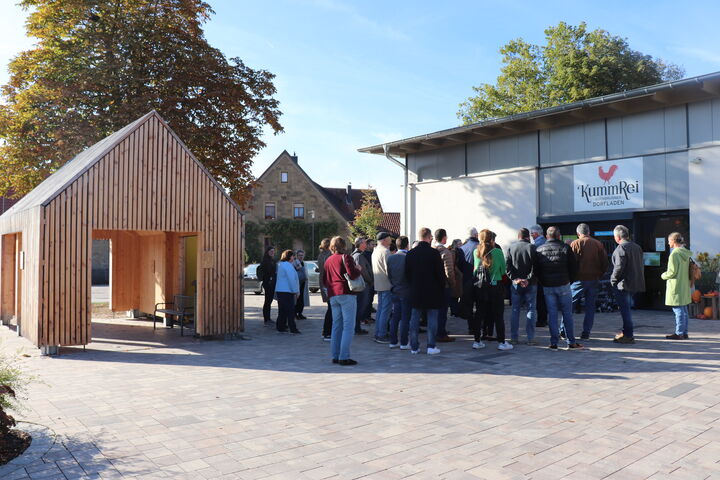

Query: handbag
[343,255,366,292]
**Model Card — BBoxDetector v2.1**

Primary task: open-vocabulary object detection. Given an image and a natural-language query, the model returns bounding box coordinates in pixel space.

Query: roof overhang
[359,71,720,157]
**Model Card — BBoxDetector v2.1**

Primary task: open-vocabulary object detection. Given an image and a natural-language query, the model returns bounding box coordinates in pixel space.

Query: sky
[2,0,720,212]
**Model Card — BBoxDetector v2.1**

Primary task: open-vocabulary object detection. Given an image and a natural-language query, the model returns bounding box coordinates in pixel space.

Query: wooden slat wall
[36,114,243,346]
[0,206,42,345]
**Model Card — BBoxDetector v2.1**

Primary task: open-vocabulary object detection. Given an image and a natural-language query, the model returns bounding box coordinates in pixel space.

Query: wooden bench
[154,295,195,336]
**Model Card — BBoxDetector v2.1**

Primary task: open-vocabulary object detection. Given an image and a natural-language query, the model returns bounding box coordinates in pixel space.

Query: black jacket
[535,239,577,287]
[506,239,537,284]
[405,241,446,309]
[259,255,277,286]
[611,241,646,293]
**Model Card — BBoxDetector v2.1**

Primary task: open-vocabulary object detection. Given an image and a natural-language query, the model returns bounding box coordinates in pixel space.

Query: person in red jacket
[322,236,363,365]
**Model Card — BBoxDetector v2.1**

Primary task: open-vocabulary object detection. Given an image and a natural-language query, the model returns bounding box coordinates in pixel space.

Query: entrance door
[634,211,690,309]
[183,236,198,297]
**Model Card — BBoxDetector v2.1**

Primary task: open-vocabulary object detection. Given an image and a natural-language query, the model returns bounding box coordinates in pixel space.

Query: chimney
[291,151,298,163]
[345,183,352,205]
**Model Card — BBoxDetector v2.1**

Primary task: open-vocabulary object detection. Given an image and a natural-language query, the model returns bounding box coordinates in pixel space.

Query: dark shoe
[559,331,566,340]
[548,344,558,351]
[322,335,331,342]
[374,336,390,344]
[332,358,339,364]
[437,335,455,343]
[580,332,590,340]
[264,320,274,327]
[296,314,307,320]
[339,359,358,366]
[683,334,689,339]
[536,322,547,327]
[277,329,289,333]
[613,334,635,344]
[355,329,368,335]
[289,330,302,334]
[370,307,377,313]
[419,328,426,333]
[568,343,584,350]
[665,333,685,340]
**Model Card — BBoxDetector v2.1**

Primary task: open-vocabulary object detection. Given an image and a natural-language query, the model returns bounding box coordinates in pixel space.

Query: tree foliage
[458,22,684,124]
[245,219,340,263]
[0,0,282,206]
[350,190,384,240]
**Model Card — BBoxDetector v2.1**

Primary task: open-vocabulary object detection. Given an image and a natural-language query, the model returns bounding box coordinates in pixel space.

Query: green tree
[350,190,384,240]
[458,22,684,124]
[0,0,282,206]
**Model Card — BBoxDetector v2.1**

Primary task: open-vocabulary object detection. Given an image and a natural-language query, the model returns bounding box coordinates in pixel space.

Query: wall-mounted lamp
[690,157,702,165]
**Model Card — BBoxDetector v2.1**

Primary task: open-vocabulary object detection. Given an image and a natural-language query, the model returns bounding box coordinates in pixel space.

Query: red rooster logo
[598,164,618,184]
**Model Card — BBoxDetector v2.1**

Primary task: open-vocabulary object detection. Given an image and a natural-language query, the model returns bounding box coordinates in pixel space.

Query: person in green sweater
[473,229,513,351]
[661,232,692,340]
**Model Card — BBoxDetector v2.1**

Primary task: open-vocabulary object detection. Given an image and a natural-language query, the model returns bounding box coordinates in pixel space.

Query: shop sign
[574,158,644,212]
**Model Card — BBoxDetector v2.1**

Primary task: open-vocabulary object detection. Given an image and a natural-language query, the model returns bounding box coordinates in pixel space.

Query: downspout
[383,144,408,236]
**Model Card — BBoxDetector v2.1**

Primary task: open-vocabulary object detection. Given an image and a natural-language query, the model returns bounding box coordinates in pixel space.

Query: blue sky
[2,0,720,211]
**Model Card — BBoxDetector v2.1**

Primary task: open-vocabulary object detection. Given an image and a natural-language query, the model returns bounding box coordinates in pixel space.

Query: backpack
[689,258,702,285]
[256,263,265,282]
[473,253,492,288]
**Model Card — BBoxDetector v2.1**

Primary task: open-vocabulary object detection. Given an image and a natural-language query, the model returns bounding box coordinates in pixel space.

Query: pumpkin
[704,307,714,318]
[692,290,702,303]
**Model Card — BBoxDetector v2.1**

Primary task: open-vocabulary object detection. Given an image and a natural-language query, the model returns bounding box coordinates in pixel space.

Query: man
[352,238,373,334]
[364,240,376,317]
[387,236,411,349]
[459,227,480,332]
[293,249,309,320]
[506,228,537,345]
[535,226,583,351]
[435,229,458,343]
[530,224,548,328]
[570,223,609,340]
[610,225,645,344]
[372,232,393,343]
[405,227,446,355]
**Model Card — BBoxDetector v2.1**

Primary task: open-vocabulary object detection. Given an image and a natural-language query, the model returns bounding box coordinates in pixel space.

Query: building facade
[361,71,720,309]
[245,150,393,260]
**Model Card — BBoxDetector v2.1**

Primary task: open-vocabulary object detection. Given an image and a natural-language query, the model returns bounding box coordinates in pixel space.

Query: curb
[0,421,57,477]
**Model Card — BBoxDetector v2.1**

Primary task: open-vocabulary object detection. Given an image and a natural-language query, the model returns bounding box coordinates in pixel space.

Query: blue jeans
[544,284,576,346]
[330,294,357,360]
[571,280,599,335]
[672,306,689,336]
[390,294,411,346]
[437,288,452,337]
[613,288,634,338]
[374,290,392,339]
[510,283,537,341]
[410,308,438,351]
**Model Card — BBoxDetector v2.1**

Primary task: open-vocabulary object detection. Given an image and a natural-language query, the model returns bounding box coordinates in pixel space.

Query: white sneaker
[400,344,411,350]
[427,347,441,355]
[472,341,486,349]
[389,343,399,349]
[498,341,514,351]
[411,350,419,354]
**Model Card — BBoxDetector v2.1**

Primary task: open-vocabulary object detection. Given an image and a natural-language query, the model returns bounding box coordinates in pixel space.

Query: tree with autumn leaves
[0,0,282,206]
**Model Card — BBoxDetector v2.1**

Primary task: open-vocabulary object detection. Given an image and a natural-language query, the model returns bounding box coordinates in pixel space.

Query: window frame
[264,202,276,220]
[293,203,305,219]
[280,171,288,183]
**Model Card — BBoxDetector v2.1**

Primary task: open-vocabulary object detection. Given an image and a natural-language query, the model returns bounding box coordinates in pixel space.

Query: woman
[317,238,333,341]
[473,229,513,351]
[293,249,310,320]
[322,236,363,365]
[275,249,301,334]
[661,232,692,340]
[449,239,466,317]
[259,246,277,326]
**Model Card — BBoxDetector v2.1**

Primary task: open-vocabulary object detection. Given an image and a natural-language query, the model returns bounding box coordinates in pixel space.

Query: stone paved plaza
[1,292,720,479]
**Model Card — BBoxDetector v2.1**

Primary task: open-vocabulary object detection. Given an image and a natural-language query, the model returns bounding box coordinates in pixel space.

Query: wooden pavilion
[0,111,244,352]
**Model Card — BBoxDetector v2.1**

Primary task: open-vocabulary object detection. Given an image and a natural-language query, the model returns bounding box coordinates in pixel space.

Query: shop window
[293,203,305,219]
[280,172,288,183]
[264,203,276,220]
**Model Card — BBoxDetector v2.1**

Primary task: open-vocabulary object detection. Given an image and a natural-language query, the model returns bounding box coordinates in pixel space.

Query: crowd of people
[257,223,696,365]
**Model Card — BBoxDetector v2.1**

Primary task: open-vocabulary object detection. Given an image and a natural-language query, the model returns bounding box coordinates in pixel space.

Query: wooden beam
[701,81,720,96]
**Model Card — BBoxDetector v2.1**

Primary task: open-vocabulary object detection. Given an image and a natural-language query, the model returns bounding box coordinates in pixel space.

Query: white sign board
[574,158,644,212]
[655,237,666,252]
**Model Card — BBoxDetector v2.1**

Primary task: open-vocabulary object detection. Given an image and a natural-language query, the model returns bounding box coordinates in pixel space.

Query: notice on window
[655,237,666,252]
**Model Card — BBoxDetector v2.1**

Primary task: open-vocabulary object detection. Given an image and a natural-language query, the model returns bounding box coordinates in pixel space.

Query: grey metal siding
[538,153,689,217]
[688,98,720,146]
[407,144,464,182]
[539,120,605,167]
[607,106,687,159]
[467,133,537,174]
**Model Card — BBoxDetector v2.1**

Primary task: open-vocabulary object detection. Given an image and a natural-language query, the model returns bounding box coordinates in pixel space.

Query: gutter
[383,144,409,236]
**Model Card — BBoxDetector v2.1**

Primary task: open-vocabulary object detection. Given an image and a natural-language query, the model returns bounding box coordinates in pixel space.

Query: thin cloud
[671,46,720,64]
[303,0,411,42]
